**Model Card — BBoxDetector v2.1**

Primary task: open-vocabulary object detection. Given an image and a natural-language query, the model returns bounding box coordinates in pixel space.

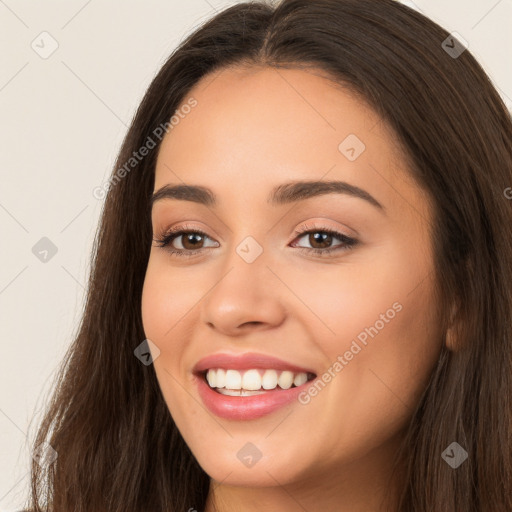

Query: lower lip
[195,373,314,421]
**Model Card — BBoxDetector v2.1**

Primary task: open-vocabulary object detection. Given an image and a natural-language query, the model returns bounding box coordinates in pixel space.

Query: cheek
[285,244,440,439]
[324,288,441,457]
[141,256,201,342]
[141,256,211,415]
[140,260,188,399]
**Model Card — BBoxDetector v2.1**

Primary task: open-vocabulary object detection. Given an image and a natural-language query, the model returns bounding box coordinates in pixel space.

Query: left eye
[290,228,358,254]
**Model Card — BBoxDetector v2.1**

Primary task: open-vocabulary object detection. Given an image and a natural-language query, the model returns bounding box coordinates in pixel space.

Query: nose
[199,249,287,337]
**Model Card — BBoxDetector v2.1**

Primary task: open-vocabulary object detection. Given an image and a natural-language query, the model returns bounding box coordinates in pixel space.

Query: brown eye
[306,232,333,249]
[154,227,219,258]
[177,232,206,250]
[292,227,357,254]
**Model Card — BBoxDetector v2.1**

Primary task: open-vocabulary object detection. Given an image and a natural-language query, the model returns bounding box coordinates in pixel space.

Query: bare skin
[141,65,444,512]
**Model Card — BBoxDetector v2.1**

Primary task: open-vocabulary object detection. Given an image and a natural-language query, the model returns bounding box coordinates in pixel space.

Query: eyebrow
[150,180,384,211]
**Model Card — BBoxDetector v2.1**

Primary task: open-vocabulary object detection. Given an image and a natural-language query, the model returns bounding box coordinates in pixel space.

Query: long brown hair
[25,1,512,510]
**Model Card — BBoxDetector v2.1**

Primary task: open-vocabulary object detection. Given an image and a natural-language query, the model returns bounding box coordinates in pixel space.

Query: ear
[444,300,460,352]
[445,326,457,352]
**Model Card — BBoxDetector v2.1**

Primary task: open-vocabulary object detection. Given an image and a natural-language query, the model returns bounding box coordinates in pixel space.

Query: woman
[25,0,512,511]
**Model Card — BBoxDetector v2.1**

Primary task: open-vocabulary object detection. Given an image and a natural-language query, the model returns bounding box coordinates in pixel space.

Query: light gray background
[0,1,511,510]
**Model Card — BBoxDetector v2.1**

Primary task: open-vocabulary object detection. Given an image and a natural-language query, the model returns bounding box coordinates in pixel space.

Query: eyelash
[153,222,358,259]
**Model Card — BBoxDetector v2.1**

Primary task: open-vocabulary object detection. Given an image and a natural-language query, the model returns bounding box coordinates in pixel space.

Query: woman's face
[141,65,443,489]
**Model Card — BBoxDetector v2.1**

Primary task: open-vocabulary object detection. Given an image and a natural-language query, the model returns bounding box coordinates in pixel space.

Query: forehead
[153,65,426,218]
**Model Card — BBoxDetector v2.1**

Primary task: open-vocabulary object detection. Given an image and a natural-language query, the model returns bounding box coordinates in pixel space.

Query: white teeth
[204,368,312,392]
[217,389,267,396]
[293,372,308,387]
[216,368,226,388]
[278,370,294,389]
[206,369,216,388]
[242,369,262,391]
[261,369,278,390]
[225,369,242,390]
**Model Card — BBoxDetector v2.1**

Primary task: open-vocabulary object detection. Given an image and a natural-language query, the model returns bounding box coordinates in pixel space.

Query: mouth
[194,367,318,421]
[200,368,317,396]
[192,352,318,420]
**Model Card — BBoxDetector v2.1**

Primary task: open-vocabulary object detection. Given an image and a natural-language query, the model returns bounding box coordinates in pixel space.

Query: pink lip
[192,351,316,375]
[194,373,315,421]
[192,352,317,421]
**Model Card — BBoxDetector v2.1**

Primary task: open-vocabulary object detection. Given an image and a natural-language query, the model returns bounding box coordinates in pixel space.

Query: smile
[204,368,316,395]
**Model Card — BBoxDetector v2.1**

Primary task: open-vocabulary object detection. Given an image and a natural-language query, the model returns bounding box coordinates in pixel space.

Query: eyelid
[291,218,357,238]
[154,221,222,240]
[155,218,355,241]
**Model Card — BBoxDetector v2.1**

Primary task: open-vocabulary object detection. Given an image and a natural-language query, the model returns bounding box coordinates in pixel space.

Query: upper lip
[193,352,317,376]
